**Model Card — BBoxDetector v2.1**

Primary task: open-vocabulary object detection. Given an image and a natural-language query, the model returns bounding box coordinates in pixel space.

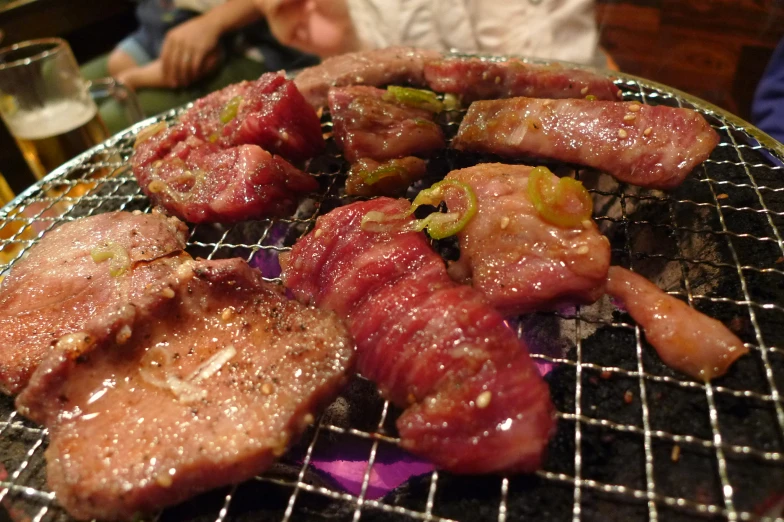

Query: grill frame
[0,66,783,522]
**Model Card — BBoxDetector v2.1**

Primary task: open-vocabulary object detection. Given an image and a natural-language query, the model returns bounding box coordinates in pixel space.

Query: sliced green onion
[408,179,477,239]
[359,164,407,186]
[384,86,443,113]
[360,180,477,239]
[527,166,593,228]
[90,241,131,277]
[443,93,461,112]
[219,95,243,124]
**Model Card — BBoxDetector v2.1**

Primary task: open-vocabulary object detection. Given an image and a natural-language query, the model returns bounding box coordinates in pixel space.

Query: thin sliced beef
[453,97,719,189]
[345,157,427,197]
[0,211,187,395]
[178,73,324,163]
[328,86,444,163]
[424,58,621,102]
[445,164,610,315]
[606,266,747,380]
[132,73,321,224]
[281,198,554,474]
[295,47,442,108]
[17,258,353,521]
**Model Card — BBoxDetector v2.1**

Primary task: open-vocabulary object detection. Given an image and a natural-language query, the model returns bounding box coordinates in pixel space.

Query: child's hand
[161,15,222,87]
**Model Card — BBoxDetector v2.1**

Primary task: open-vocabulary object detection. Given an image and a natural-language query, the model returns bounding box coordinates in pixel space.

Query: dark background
[0,0,783,195]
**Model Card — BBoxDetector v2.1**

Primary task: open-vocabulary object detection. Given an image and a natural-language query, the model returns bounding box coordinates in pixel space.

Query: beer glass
[0,38,143,180]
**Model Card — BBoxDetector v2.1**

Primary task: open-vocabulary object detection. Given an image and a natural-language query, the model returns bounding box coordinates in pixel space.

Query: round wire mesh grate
[0,69,783,522]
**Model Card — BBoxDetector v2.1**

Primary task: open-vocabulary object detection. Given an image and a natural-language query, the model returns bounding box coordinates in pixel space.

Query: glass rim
[0,38,67,72]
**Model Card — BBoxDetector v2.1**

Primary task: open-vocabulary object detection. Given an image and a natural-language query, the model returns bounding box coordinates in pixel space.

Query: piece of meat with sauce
[424,57,621,102]
[453,97,720,190]
[17,258,353,521]
[281,198,554,474]
[445,164,610,315]
[606,266,748,380]
[177,73,324,163]
[0,211,188,395]
[345,157,427,197]
[329,86,445,163]
[133,128,318,223]
[132,73,321,224]
[295,47,442,108]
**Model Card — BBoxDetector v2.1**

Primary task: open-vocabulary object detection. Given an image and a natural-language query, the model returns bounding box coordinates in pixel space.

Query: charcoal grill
[0,59,783,522]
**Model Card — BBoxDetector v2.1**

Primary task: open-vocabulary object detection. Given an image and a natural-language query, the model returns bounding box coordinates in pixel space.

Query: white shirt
[346,0,604,67]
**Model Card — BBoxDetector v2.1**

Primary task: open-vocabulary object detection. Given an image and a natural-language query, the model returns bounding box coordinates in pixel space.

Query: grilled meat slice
[132,73,321,224]
[425,57,621,102]
[453,97,719,189]
[445,163,610,315]
[17,258,353,521]
[132,131,317,223]
[606,266,748,380]
[281,198,555,474]
[345,157,427,197]
[0,211,187,395]
[328,86,444,163]
[295,46,441,108]
[177,73,324,163]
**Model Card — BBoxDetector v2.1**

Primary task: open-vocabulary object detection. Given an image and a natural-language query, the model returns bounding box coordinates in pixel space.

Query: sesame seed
[156,474,173,488]
[148,180,165,193]
[221,308,233,321]
[671,445,681,462]
[303,413,315,425]
[500,216,510,229]
[581,219,593,229]
[494,76,501,84]
[616,90,623,98]
[116,325,132,344]
[314,228,323,238]
[576,245,590,255]
[476,391,492,409]
[262,383,275,395]
[161,287,175,299]
[580,86,589,95]
[628,104,641,112]
[623,114,636,121]
[482,71,489,80]
[643,127,652,136]
[618,129,628,138]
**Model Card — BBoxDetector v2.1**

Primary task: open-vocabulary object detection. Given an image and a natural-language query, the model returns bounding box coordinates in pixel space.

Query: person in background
[81,0,317,133]
[254,0,607,68]
[753,38,784,145]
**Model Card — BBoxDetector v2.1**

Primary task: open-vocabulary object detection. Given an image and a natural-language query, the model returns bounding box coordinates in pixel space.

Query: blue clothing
[121,0,196,65]
[752,38,784,145]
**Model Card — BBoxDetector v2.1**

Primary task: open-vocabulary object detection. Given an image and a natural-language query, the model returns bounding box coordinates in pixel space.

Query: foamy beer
[0,39,141,179]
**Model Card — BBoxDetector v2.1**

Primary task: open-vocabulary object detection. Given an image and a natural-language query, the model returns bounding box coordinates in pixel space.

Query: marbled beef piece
[444,163,610,315]
[178,73,324,163]
[132,73,323,224]
[132,127,318,224]
[328,86,444,163]
[17,258,353,521]
[453,97,719,190]
[281,198,554,474]
[424,57,621,102]
[0,211,187,395]
[606,266,748,381]
[295,46,442,109]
